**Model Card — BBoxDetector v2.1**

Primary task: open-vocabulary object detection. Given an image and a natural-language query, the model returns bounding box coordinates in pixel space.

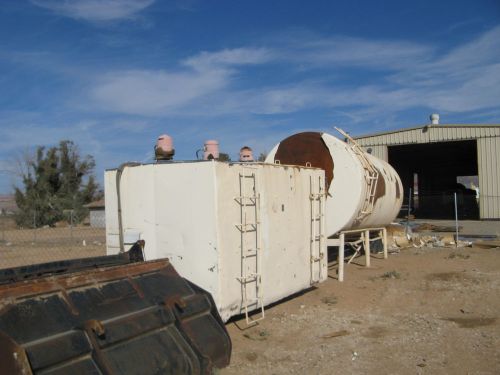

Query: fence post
[70,210,74,243]
[1,213,4,243]
[454,192,459,247]
[33,210,37,243]
[405,188,412,235]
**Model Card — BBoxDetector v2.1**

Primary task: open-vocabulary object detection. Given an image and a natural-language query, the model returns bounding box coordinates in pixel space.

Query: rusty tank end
[0,246,231,375]
[274,132,334,190]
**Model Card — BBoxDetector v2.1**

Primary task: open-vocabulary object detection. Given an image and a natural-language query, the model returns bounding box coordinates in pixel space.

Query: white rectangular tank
[105,161,327,322]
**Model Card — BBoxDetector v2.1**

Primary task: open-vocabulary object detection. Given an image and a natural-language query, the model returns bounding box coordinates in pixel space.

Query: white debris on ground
[386,223,473,250]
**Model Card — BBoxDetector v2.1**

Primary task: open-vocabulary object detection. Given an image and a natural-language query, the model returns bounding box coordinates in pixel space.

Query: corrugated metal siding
[362,145,387,161]
[356,128,429,145]
[478,137,500,219]
[356,125,500,146]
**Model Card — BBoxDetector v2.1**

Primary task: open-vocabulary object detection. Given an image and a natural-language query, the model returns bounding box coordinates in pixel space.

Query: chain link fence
[0,209,106,270]
[400,191,500,220]
[1,191,498,271]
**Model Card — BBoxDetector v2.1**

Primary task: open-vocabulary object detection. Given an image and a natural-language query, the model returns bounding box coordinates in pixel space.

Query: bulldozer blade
[0,258,231,375]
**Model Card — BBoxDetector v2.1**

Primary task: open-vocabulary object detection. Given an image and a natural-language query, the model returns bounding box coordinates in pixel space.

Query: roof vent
[430,113,439,125]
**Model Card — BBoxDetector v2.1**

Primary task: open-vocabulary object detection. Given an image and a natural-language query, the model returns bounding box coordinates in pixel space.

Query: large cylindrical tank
[266,132,403,236]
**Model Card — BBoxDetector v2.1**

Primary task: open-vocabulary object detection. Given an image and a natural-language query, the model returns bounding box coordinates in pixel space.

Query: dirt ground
[221,245,500,375]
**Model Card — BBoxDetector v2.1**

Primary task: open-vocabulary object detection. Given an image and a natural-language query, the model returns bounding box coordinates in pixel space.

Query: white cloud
[31,0,155,22]
[298,37,432,70]
[379,27,500,113]
[78,27,500,120]
[251,87,314,114]
[184,47,275,70]
[428,63,500,112]
[89,47,275,116]
[246,27,500,116]
[232,86,326,115]
[181,28,499,117]
[90,68,229,115]
[266,29,433,71]
[431,26,500,73]
[388,26,500,86]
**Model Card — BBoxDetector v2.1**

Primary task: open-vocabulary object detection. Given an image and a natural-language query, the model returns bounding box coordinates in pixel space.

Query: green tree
[14,140,102,227]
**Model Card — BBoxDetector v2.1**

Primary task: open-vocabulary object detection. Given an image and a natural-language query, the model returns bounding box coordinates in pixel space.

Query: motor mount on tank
[154,134,175,161]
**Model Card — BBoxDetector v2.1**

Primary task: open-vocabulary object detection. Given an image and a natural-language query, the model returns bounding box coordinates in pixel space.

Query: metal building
[353,118,500,220]
[84,199,106,228]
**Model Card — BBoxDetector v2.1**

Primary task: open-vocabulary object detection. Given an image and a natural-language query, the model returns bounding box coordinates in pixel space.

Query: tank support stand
[327,227,388,281]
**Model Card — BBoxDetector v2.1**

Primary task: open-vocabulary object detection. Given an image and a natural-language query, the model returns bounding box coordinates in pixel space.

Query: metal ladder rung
[310,253,324,262]
[236,223,258,232]
[243,249,259,257]
[238,274,260,284]
[235,196,257,204]
[239,279,256,285]
[244,307,265,325]
[310,235,323,242]
[244,297,262,305]
[242,254,257,259]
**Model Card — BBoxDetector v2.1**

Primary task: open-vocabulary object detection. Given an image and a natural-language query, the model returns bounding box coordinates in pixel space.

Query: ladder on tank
[235,170,264,324]
[309,174,325,284]
[335,127,379,223]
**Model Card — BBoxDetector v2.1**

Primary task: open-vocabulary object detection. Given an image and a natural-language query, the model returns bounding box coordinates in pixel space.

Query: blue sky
[1,0,499,194]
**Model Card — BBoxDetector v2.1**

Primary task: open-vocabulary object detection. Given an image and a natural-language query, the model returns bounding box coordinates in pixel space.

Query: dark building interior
[388,140,479,219]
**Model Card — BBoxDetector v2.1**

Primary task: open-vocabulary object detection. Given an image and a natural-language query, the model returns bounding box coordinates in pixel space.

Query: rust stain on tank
[274,132,334,190]
[373,167,386,204]
[395,180,401,199]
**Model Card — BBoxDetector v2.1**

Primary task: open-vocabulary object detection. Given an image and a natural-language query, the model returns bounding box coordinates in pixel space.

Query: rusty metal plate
[0,258,231,375]
[274,132,334,190]
[0,240,146,285]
